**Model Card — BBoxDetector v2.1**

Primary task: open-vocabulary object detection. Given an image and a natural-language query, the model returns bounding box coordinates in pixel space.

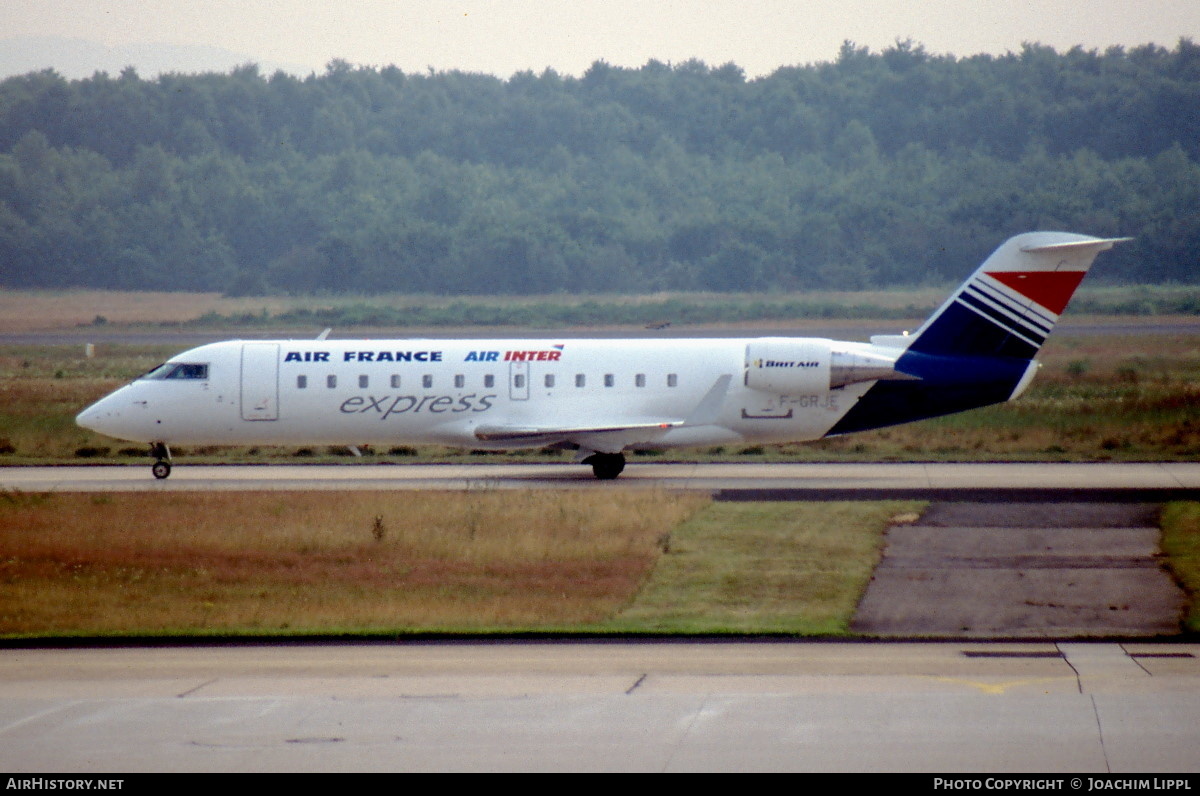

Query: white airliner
[77,232,1125,479]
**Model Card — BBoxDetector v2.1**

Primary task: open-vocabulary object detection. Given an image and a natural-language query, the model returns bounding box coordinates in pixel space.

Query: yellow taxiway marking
[927,676,1068,695]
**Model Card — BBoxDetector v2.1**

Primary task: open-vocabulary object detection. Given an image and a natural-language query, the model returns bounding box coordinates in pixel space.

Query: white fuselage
[74,232,1127,479]
[76,337,884,453]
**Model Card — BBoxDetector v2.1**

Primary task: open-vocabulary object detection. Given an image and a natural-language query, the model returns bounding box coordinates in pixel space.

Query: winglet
[683,374,732,426]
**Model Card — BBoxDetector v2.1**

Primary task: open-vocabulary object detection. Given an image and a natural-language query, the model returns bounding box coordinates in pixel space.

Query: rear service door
[241,343,280,421]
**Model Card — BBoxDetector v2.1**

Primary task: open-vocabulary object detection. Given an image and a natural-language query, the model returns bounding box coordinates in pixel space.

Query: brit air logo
[754,359,819,369]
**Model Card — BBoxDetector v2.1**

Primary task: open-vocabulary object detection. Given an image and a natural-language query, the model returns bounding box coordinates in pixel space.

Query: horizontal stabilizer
[1019,237,1132,254]
[905,232,1128,359]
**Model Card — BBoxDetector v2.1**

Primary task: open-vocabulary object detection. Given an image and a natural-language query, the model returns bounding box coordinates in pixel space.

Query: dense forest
[1,40,1198,295]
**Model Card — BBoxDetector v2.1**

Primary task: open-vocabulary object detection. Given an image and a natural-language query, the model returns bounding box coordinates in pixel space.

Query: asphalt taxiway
[3,461,1200,497]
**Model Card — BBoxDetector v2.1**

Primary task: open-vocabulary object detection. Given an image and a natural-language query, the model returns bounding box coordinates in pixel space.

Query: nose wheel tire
[151,460,171,480]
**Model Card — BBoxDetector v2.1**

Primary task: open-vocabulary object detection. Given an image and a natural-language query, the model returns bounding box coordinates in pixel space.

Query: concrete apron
[851,503,1187,638]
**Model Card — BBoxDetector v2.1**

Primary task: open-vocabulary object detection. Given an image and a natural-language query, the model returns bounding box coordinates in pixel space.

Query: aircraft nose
[75,404,98,431]
[76,399,112,434]
[76,391,138,439]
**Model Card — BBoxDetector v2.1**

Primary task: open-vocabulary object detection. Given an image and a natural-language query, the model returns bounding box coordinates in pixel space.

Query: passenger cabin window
[484,374,495,388]
[454,375,465,388]
[575,374,585,388]
[359,375,369,388]
[667,374,678,387]
[422,375,433,389]
[390,375,401,389]
[604,374,614,388]
[297,375,307,389]
[635,374,646,388]
[545,374,555,388]
[327,375,337,389]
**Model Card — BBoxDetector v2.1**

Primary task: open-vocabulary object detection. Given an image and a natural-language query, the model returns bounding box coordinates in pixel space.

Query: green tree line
[1,40,1198,295]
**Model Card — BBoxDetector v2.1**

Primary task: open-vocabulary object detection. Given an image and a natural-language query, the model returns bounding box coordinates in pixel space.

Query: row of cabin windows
[294,373,680,389]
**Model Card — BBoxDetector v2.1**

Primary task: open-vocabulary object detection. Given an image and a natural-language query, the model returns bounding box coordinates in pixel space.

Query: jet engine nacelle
[745,338,915,394]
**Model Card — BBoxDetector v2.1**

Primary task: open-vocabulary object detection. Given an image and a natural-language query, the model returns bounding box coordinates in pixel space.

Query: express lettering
[340,393,496,418]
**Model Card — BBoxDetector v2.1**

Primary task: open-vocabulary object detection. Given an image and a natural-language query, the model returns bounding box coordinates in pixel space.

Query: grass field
[0,490,923,638]
[0,490,706,635]
[1163,503,1200,633]
[2,285,1198,333]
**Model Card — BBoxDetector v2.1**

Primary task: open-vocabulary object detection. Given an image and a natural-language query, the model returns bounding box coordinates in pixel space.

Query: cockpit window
[141,362,209,380]
[139,362,170,379]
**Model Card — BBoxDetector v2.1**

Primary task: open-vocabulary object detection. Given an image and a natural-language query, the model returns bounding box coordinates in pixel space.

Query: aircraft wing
[472,374,733,446]
[473,420,679,444]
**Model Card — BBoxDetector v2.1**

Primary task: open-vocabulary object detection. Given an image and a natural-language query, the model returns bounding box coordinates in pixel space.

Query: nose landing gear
[150,442,172,479]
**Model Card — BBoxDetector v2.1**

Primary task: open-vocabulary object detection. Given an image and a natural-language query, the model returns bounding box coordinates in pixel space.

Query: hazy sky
[4,0,1200,79]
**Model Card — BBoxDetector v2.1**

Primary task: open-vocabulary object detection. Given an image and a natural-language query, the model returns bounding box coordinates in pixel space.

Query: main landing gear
[583,452,626,480]
[150,442,171,480]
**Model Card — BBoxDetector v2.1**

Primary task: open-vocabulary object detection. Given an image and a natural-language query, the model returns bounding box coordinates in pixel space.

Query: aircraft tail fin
[905,232,1130,360]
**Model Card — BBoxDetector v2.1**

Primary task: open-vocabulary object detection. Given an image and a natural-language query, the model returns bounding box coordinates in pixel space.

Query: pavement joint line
[177,678,218,698]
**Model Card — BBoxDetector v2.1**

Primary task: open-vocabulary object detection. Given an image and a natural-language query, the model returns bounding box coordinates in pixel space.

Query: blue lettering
[286,351,331,362]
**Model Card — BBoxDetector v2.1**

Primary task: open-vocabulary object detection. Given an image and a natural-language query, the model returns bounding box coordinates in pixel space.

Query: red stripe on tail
[985,270,1087,315]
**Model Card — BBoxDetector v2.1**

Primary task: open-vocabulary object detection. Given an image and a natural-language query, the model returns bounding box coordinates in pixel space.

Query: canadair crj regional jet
[77,232,1125,480]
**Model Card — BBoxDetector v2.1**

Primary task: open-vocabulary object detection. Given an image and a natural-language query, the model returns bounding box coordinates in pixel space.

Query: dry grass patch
[0,490,708,636]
